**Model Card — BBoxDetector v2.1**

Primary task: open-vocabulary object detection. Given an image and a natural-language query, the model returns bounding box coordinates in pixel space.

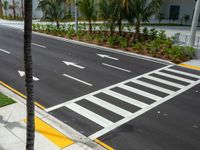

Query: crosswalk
[46,65,200,139]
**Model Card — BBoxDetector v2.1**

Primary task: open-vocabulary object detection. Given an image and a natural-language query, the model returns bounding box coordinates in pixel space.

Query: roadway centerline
[0,48,10,54]
[102,63,131,73]
[63,74,93,86]
[32,42,47,48]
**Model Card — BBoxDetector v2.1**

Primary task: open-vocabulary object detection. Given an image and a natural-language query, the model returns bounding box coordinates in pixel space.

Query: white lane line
[89,77,200,140]
[63,74,93,86]
[65,103,113,127]
[63,61,85,69]
[164,68,200,79]
[0,48,10,54]
[102,63,131,73]
[32,43,46,48]
[86,96,132,117]
[118,84,161,101]
[155,71,194,83]
[103,89,149,108]
[97,54,119,60]
[144,75,185,88]
[132,79,174,94]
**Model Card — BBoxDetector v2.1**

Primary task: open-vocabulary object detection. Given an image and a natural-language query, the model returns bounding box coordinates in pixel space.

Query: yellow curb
[95,139,114,150]
[0,81,46,110]
[179,64,200,71]
[25,117,74,148]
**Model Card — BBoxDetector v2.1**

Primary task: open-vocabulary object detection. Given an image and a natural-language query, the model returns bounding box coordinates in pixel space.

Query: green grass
[0,93,16,107]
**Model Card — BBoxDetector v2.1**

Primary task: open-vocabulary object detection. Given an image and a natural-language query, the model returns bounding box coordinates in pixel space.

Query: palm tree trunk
[135,18,141,40]
[21,0,24,18]
[89,19,92,33]
[12,0,16,19]
[0,0,3,17]
[24,0,35,150]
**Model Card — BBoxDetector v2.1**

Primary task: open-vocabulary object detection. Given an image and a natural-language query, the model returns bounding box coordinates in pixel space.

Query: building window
[170,5,180,20]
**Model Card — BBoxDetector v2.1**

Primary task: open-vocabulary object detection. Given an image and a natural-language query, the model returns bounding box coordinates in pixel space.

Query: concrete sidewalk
[0,83,105,150]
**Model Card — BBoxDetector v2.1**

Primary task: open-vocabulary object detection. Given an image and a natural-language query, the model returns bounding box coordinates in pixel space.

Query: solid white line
[118,84,161,101]
[144,75,185,88]
[102,63,131,73]
[63,74,93,86]
[103,89,149,108]
[65,103,113,127]
[155,71,194,83]
[89,78,200,140]
[86,96,132,117]
[132,79,174,94]
[164,68,200,79]
[32,43,46,48]
[0,48,10,54]
[45,65,172,112]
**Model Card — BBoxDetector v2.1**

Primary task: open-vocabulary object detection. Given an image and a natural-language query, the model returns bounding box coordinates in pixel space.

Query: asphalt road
[0,25,200,150]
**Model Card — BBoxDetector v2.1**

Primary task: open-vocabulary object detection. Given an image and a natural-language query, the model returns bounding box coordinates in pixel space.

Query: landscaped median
[32,23,195,64]
[0,92,16,107]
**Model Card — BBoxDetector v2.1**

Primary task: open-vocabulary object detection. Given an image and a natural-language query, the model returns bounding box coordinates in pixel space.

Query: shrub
[149,28,158,39]
[164,45,195,62]
[107,36,117,46]
[94,34,105,43]
[118,36,128,48]
[132,41,143,52]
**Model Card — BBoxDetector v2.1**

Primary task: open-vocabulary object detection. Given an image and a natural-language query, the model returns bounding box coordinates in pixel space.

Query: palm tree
[99,0,119,35]
[21,0,24,18]
[78,0,96,33]
[11,0,16,19]
[0,0,3,17]
[24,0,35,149]
[3,0,9,18]
[128,0,162,39]
[37,0,66,28]
[65,0,73,17]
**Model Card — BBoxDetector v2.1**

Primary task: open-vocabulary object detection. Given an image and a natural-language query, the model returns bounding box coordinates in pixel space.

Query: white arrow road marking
[32,43,46,48]
[97,54,119,60]
[18,70,40,81]
[63,74,93,86]
[63,61,85,69]
[102,63,131,73]
[0,48,10,54]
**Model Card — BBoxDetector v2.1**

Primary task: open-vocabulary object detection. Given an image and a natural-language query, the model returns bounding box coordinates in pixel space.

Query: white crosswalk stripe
[155,71,194,83]
[86,96,132,117]
[103,89,149,108]
[132,80,174,94]
[144,75,185,88]
[46,65,200,139]
[66,103,113,127]
[164,68,200,79]
[118,84,162,101]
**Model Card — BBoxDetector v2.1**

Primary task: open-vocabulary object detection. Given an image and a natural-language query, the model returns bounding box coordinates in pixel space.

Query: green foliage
[132,41,143,51]
[149,28,158,39]
[107,36,117,46]
[118,36,128,48]
[165,46,195,62]
[37,0,66,28]
[78,0,97,32]
[94,34,105,43]
[0,93,15,107]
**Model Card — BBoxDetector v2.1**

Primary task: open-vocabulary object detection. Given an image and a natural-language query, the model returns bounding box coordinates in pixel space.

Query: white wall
[3,0,42,18]
[160,0,196,19]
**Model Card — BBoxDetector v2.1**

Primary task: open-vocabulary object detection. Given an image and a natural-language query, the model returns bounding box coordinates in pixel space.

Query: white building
[4,0,42,18]
[159,0,198,22]
[3,0,199,23]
